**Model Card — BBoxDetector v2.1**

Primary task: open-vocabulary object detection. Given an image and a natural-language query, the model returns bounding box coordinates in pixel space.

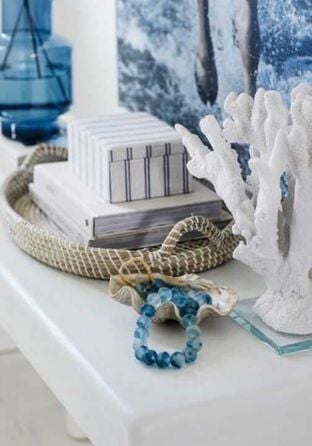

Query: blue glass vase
[0,0,72,144]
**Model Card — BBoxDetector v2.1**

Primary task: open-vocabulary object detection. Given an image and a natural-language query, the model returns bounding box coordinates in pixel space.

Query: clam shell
[109,273,238,324]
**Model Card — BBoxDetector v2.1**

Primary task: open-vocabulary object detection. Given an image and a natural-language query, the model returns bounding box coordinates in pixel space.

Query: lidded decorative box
[68,112,193,203]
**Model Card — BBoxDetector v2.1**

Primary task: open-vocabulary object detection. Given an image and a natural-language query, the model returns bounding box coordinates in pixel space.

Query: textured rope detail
[158,215,233,256]
[21,144,68,172]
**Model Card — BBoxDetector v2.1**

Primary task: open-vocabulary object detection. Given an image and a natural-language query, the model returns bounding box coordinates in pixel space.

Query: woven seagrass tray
[0,144,240,280]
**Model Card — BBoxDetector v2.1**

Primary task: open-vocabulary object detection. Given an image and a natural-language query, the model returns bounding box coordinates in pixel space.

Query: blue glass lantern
[0,0,72,144]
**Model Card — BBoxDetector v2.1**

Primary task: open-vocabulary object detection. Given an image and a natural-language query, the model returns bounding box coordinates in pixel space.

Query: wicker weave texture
[0,144,240,280]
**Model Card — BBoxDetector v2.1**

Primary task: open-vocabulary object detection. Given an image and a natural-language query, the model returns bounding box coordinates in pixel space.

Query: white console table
[1,207,312,446]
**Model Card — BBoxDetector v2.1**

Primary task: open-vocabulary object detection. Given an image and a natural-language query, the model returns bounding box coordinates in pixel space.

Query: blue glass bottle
[0,0,72,144]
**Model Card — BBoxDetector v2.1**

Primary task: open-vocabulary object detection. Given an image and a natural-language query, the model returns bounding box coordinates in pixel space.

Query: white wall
[53,0,118,115]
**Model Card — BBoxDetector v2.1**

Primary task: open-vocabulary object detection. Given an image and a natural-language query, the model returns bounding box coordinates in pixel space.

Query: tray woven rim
[0,144,240,279]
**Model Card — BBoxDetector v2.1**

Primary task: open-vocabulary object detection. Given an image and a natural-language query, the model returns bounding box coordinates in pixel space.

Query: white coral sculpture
[176,82,312,335]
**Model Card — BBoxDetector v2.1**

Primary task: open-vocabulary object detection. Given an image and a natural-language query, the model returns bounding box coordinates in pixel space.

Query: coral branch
[176,82,312,334]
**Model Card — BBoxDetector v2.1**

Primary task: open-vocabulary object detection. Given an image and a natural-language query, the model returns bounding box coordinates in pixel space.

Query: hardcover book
[30,184,232,249]
[33,162,222,238]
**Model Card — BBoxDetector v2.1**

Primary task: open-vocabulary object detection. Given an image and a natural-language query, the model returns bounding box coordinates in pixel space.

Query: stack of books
[30,162,230,249]
[29,112,230,249]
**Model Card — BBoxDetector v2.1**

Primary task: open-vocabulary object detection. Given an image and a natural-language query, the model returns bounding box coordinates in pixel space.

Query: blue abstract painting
[118,0,312,136]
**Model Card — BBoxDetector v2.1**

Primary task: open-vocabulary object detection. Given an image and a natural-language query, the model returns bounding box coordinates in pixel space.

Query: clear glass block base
[230,298,312,355]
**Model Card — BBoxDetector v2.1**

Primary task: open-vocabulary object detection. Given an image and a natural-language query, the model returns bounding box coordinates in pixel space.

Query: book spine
[30,185,91,244]
[33,169,95,237]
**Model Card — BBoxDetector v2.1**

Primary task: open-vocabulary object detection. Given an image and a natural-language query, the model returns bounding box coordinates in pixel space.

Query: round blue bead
[172,287,186,298]
[137,315,152,329]
[192,291,208,306]
[157,352,171,369]
[180,299,200,316]
[153,279,169,290]
[171,294,187,308]
[135,282,149,296]
[134,326,149,342]
[187,289,196,298]
[142,349,158,366]
[183,347,197,363]
[140,304,156,317]
[205,293,213,305]
[133,337,145,350]
[187,338,203,352]
[135,345,148,360]
[186,325,201,341]
[181,313,197,328]
[158,287,172,302]
[170,352,186,368]
[147,292,161,307]
[187,298,200,311]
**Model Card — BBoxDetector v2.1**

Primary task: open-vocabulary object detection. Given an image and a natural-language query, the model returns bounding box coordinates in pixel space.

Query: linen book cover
[33,162,222,237]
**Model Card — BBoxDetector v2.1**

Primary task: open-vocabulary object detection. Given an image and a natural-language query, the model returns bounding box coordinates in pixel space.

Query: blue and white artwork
[118,0,312,136]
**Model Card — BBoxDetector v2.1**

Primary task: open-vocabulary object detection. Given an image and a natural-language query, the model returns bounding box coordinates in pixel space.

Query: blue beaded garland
[135,282,149,296]
[137,315,152,329]
[171,352,186,368]
[171,294,187,308]
[142,349,158,366]
[134,326,149,342]
[153,279,169,290]
[140,303,156,317]
[181,313,197,328]
[133,338,145,350]
[183,347,197,364]
[157,352,171,368]
[186,325,201,341]
[158,287,172,302]
[187,338,203,352]
[147,293,161,306]
[133,280,208,369]
[135,345,148,360]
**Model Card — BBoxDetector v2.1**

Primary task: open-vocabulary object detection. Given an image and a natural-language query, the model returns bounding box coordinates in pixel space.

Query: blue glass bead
[146,285,157,296]
[192,291,208,306]
[181,314,197,328]
[137,315,152,329]
[133,337,145,350]
[142,349,158,366]
[153,279,169,290]
[147,293,161,307]
[187,338,203,352]
[186,325,201,341]
[135,282,149,297]
[158,287,172,302]
[171,294,187,308]
[135,345,148,360]
[205,293,213,305]
[183,347,197,363]
[187,298,200,312]
[157,352,171,369]
[180,299,200,316]
[170,352,186,368]
[134,327,149,342]
[187,289,197,298]
[140,304,156,317]
[172,287,186,298]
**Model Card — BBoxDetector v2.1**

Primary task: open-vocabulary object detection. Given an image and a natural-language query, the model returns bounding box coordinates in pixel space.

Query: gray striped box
[68,112,193,203]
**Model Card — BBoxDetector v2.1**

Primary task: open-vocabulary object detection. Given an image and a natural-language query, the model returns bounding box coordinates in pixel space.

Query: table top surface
[1,173,312,445]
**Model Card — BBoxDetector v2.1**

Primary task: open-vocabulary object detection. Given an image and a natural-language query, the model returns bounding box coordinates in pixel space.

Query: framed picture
[118,0,312,136]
